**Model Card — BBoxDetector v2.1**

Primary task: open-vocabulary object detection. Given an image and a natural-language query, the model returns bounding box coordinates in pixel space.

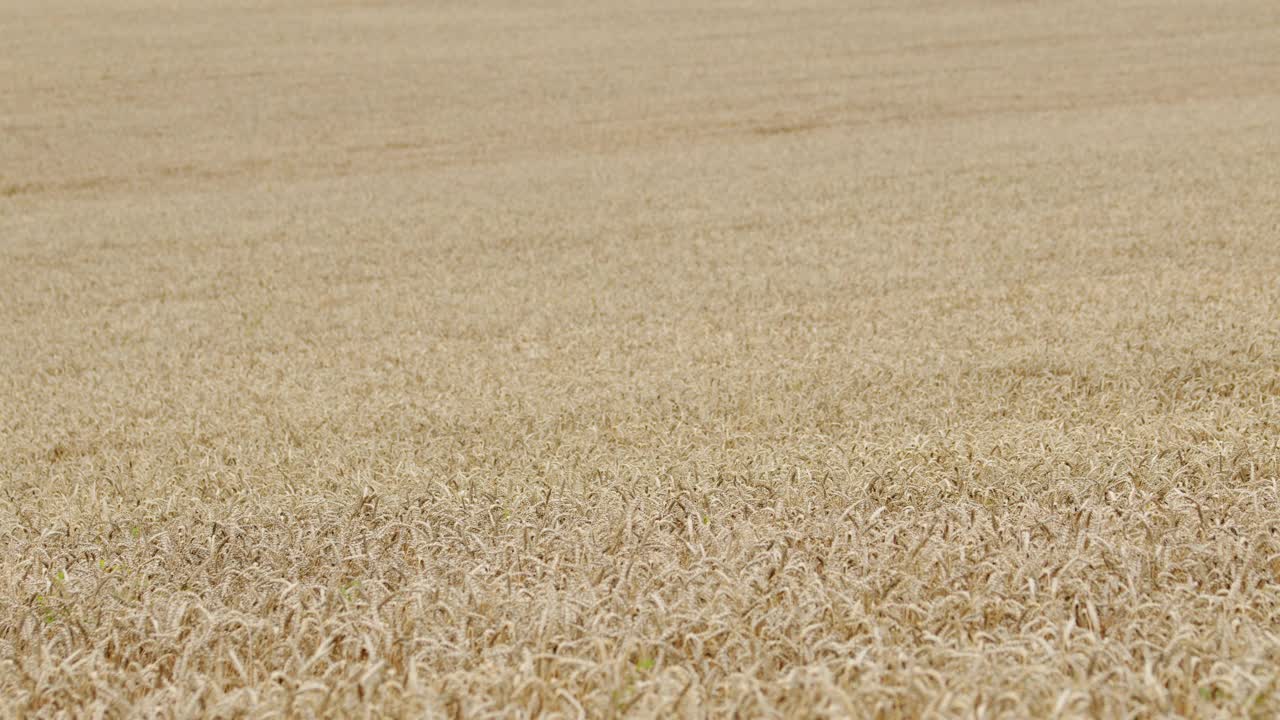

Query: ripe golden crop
[2,1,1279,716]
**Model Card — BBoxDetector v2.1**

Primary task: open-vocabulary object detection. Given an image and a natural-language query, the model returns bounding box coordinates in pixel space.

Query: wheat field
[3,0,1280,717]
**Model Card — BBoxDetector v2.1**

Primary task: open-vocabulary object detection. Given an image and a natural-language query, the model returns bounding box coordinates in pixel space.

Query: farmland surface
[3,0,1280,716]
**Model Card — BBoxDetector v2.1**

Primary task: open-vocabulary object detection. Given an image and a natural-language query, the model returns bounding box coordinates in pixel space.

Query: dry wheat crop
[3,0,1280,717]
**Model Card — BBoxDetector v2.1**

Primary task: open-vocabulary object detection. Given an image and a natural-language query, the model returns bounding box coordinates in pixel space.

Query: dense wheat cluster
[3,0,1280,717]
